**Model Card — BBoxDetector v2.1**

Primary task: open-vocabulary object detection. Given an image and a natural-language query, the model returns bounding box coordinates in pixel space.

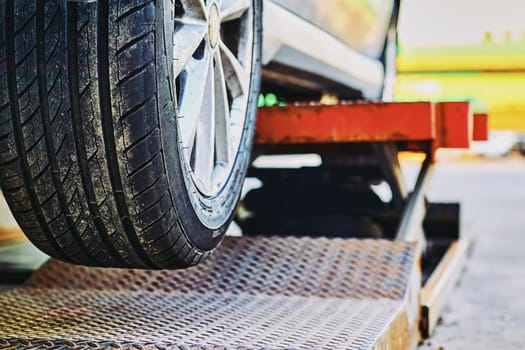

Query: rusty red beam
[435,102,472,148]
[255,101,484,150]
[255,102,436,144]
[473,113,489,141]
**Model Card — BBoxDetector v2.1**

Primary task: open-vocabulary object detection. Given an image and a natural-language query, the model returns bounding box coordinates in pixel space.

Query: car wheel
[0,0,262,268]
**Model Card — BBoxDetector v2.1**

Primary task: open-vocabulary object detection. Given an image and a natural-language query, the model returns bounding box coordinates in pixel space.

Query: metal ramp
[0,237,420,349]
[0,100,487,348]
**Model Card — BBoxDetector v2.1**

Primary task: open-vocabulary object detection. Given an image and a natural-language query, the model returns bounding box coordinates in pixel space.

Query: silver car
[0,0,398,268]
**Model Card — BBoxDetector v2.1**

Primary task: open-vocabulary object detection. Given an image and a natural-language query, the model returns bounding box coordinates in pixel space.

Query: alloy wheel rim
[173,0,253,196]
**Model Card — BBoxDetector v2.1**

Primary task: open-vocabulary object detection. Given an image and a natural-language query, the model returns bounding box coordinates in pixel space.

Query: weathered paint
[255,101,482,152]
[255,102,436,144]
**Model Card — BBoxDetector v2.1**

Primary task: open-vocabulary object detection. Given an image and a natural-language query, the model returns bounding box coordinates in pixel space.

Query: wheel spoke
[175,0,254,196]
[179,0,207,20]
[173,19,207,78]
[178,51,212,157]
[219,0,251,22]
[193,58,216,192]
[213,51,232,164]
[219,41,248,98]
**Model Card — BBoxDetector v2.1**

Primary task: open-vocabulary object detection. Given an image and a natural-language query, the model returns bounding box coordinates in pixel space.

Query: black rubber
[0,0,262,269]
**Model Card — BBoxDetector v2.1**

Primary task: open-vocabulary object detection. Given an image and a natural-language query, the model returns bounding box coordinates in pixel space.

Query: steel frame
[252,100,487,341]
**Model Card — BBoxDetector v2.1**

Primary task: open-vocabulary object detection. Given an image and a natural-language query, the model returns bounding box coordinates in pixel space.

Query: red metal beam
[473,113,489,141]
[255,101,479,150]
[435,102,472,148]
[255,102,436,144]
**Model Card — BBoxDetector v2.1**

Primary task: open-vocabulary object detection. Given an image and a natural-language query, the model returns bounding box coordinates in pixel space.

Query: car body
[0,0,400,269]
[261,0,397,99]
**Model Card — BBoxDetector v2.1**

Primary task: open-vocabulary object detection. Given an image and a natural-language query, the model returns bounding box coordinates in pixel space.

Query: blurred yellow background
[395,0,525,131]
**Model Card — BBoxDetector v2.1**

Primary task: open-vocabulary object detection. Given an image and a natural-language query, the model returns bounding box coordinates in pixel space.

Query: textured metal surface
[0,236,419,349]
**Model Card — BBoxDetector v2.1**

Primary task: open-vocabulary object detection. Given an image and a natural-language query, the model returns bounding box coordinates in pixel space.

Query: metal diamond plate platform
[0,237,421,349]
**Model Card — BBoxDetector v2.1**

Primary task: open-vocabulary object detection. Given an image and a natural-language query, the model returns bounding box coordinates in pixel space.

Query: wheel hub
[173,0,254,199]
[208,4,220,49]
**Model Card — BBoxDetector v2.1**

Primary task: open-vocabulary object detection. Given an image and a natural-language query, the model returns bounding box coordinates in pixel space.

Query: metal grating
[0,237,419,349]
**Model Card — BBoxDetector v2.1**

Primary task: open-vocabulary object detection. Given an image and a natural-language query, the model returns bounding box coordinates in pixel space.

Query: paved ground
[418,154,525,349]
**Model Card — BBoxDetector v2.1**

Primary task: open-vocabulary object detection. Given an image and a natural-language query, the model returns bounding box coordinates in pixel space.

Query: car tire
[0,0,262,269]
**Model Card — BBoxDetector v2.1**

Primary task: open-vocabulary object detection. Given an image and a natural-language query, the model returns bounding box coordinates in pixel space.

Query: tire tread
[0,0,260,268]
